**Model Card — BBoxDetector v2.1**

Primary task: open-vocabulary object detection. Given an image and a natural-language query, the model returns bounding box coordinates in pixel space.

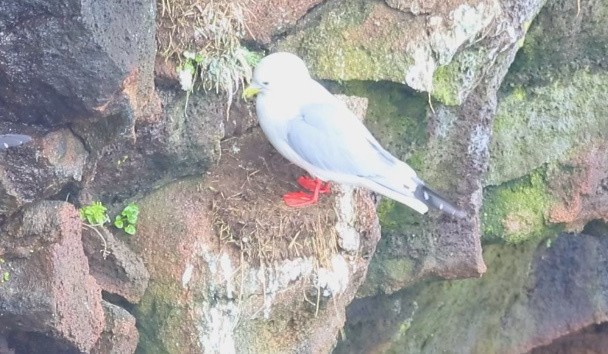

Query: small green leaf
[123,203,138,215]
[3,272,10,282]
[114,217,124,229]
[122,203,139,224]
[80,201,109,225]
[183,62,196,74]
[127,215,138,225]
[243,49,263,67]
[124,224,136,235]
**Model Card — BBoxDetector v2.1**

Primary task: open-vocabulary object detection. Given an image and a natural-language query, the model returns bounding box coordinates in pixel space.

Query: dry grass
[205,130,339,269]
[213,200,338,267]
[157,0,259,104]
[207,131,341,318]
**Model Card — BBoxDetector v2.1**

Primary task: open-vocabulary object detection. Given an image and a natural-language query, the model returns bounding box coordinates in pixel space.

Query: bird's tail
[414,184,466,219]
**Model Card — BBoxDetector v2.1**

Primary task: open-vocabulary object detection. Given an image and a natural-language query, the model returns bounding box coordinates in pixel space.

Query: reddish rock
[244,0,323,44]
[82,226,150,304]
[132,97,381,353]
[0,201,104,352]
[530,322,608,354]
[548,142,608,230]
[0,128,88,222]
[92,301,139,354]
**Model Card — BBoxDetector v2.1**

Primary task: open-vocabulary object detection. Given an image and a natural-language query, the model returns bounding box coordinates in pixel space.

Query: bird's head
[243,52,311,100]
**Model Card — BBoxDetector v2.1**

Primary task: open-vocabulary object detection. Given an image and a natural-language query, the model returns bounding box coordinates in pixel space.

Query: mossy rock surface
[488,70,608,186]
[338,233,608,354]
[481,168,561,244]
[488,0,608,186]
[278,0,415,83]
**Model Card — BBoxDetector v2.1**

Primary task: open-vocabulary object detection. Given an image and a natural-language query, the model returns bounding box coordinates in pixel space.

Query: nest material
[206,130,339,267]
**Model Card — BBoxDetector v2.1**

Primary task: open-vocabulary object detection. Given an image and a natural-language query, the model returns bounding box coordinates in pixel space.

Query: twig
[315,283,321,317]
[82,223,110,259]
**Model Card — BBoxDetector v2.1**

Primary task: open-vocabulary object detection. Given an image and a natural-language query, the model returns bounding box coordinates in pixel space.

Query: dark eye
[262,81,269,85]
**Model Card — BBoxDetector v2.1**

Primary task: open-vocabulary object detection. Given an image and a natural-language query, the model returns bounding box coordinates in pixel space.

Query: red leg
[296,176,331,194]
[283,178,323,207]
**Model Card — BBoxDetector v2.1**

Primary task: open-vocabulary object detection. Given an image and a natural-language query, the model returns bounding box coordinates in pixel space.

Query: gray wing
[286,102,397,178]
[0,134,32,150]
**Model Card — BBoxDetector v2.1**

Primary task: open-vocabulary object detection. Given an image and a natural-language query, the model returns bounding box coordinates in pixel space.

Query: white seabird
[244,52,465,218]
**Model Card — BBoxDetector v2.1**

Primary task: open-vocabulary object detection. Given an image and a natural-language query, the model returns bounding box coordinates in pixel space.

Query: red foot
[296,176,331,194]
[283,176,328,207]
[283,191,319,207]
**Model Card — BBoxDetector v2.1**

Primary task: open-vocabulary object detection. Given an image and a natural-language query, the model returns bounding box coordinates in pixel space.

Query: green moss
[341,80,428,157]
[432,64,460,106]
[489,70,608,185]
[511,86,527,101]
[431,47,491,106]
[506,5,608,87]
[398,321,411,334]
[482,169,558,244]
[278,0,414,82]
[490,3,608,185]
[384,258,416,281]
[405,151,425,173]
[376,199,422,234]
[376,242,541,353]
[135,282,188,353]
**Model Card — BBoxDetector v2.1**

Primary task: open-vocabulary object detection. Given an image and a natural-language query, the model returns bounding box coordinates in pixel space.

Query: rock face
[0,201,104,353]
[480,1,608,243]
[1,0,606,353]
[0,0,156,352]
[336,233,608,353]
[298,0,547,296]
[0,0,156,126]
[82,226,150,304]
[245,0,324,44]
[92,302,139,354]
[337,0,608,352]
[132,98,382,353]
[0,128,88,223]
[482,0,608,243]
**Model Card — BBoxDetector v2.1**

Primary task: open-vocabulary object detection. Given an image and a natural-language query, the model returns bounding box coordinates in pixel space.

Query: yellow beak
[243,85,261,100]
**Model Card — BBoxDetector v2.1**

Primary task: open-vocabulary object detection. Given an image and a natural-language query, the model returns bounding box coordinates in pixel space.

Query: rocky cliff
[0,0,606,353]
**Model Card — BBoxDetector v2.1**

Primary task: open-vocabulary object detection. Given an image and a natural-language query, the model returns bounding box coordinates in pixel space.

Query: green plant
[114,203,140,235]
[79,201,140,259]
[177,50,205,112]
[177,51,204,91]
[79,201,109,226]
[80,201,111,258]
[158,0,262,113]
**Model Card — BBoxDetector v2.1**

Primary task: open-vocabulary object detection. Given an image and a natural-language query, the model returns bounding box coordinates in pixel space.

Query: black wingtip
[414,184,466,219]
